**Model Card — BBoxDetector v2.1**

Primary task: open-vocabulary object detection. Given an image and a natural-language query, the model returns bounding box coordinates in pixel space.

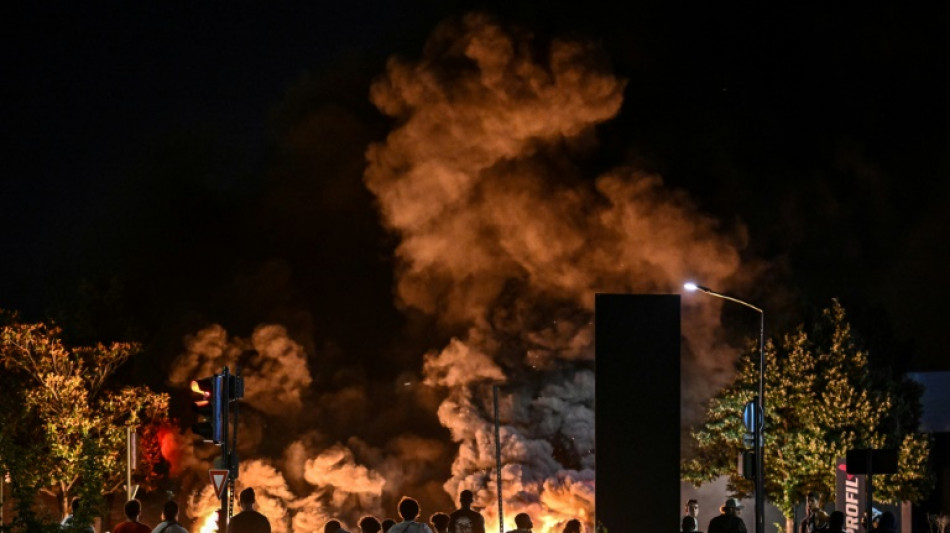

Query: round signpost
[743,399,762,433]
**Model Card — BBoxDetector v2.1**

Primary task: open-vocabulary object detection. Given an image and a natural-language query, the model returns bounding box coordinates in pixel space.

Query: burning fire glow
[170,11,750,533]
[198,512,218,533]
[196,509,578,533]
[198,509,574,533]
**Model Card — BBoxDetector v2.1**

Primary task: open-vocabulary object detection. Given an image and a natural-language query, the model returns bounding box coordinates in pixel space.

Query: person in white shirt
[61,498,96,533]
[387,497,433,533]
[151,501,189,533]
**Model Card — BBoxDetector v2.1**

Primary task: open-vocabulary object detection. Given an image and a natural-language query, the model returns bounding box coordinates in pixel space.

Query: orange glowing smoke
[168,11,757,533]
[194,501,584,533]
[479,491,594,533]
[365,11,751,532]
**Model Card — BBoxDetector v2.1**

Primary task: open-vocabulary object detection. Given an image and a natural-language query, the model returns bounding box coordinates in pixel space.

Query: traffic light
[227,374,244,401]
[191,375,225,444]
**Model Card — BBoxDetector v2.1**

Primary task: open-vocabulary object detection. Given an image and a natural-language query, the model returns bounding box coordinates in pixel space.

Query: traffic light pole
[755,313,765,533]
[192,367,243,533]
[219,366,230,533]
[229,368,240,523]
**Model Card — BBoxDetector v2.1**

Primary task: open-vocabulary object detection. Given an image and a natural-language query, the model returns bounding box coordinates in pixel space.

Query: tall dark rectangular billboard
[595,293,681,532]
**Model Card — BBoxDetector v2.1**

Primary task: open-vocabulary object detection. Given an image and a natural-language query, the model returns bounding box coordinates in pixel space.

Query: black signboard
[845,449,898,475]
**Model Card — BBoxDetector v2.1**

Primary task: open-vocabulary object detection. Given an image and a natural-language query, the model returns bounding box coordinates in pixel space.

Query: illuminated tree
[0,311,171,520]
[682,301,932,533]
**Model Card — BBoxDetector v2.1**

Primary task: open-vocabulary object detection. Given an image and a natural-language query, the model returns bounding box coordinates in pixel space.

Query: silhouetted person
[683,499,699,532]
[151,501,189,533]
[562,519,581,533]
[431,513,450,533]
[825,511,845,533]
[707,499,747,533]
[869,511,897,533]
[113,500,151,533]
[325,520,351,533]
[359,516,382,533]
[448,490,485,533]
[382,520,396,533]
[800,492,829,533]
[62,498,96,533]
[861,509,881,532]
[387,497,434,533]
[229,488,272,533]
[682,515,699,533]
[506,513,533,533]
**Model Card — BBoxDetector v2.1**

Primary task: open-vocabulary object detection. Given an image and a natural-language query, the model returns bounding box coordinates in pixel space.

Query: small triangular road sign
[209,469,229,499]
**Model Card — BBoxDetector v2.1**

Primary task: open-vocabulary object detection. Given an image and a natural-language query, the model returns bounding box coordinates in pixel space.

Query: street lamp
[684,282,765,533]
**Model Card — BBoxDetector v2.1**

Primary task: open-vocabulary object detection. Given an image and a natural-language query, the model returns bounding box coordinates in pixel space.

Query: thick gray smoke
[168,12,753,533]
[364,12,749,532]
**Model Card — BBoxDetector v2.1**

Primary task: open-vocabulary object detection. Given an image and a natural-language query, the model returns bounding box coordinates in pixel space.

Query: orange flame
[485,511,590,533]
[198,512,218,533]
[191,508,583,533]
[157,426,181,475]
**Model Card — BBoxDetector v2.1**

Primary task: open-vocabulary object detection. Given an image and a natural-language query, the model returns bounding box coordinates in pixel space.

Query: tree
[682,301,932,533]
[0,311,171,520]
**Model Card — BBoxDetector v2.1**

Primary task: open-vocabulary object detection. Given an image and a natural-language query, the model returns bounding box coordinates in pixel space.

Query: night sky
[3,3,950,527]
[5,5,949,369]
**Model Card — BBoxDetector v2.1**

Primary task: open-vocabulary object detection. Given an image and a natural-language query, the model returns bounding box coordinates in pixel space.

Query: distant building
[908,372,950,529]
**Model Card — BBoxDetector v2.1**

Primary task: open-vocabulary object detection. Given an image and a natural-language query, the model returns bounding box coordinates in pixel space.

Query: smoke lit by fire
[170,12,751,533]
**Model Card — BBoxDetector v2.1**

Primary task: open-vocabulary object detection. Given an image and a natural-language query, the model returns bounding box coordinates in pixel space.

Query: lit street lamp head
[683,282,715,295]
[682,282,761,313]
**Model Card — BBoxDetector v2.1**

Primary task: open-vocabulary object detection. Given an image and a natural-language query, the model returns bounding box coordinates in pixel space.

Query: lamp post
[684,282,765,533]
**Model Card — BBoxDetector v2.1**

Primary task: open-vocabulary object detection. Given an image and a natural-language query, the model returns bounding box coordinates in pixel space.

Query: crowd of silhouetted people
[64,488,589,533]
[681,492,899,533]
[320,489,585,533]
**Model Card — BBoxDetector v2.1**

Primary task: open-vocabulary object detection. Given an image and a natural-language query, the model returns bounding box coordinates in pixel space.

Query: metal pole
[229,368,240,523]
[864,449,874,531]
[126,426,133,501]
[219,367,230,533]
[684,284,765,533]
[493,384,504,533]
[755,312,765,533]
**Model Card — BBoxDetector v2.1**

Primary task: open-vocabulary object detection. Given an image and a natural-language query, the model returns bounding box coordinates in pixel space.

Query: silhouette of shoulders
[229,509,271,533]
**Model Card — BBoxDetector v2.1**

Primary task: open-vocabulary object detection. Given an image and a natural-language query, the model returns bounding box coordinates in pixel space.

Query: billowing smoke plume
[170,324,313,416]
[187,459,330,533]
[166,11,753,533]
[365,12,748,532]
[303,443,387,508]
[170,325,389,531]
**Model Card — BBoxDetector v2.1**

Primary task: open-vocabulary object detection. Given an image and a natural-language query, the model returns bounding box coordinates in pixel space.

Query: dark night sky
[3,3,950,382]
[6,4,950,528]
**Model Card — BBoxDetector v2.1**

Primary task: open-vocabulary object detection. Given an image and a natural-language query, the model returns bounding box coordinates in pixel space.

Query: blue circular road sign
[743,400,763,432]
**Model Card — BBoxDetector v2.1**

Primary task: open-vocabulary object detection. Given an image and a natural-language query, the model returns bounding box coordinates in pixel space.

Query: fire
[478,495,593,533]
[188,502,586,533]
[157,426,182,475]
[190,458,592,533]
[198,513,218,533]
[487,514,585,533]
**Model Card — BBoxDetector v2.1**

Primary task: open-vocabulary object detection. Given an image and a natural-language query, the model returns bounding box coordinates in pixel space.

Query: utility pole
[493,384,504,533]
[126,426,139,501]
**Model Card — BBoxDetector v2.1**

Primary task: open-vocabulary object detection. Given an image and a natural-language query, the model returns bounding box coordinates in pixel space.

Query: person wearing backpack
[151,501,188,533]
